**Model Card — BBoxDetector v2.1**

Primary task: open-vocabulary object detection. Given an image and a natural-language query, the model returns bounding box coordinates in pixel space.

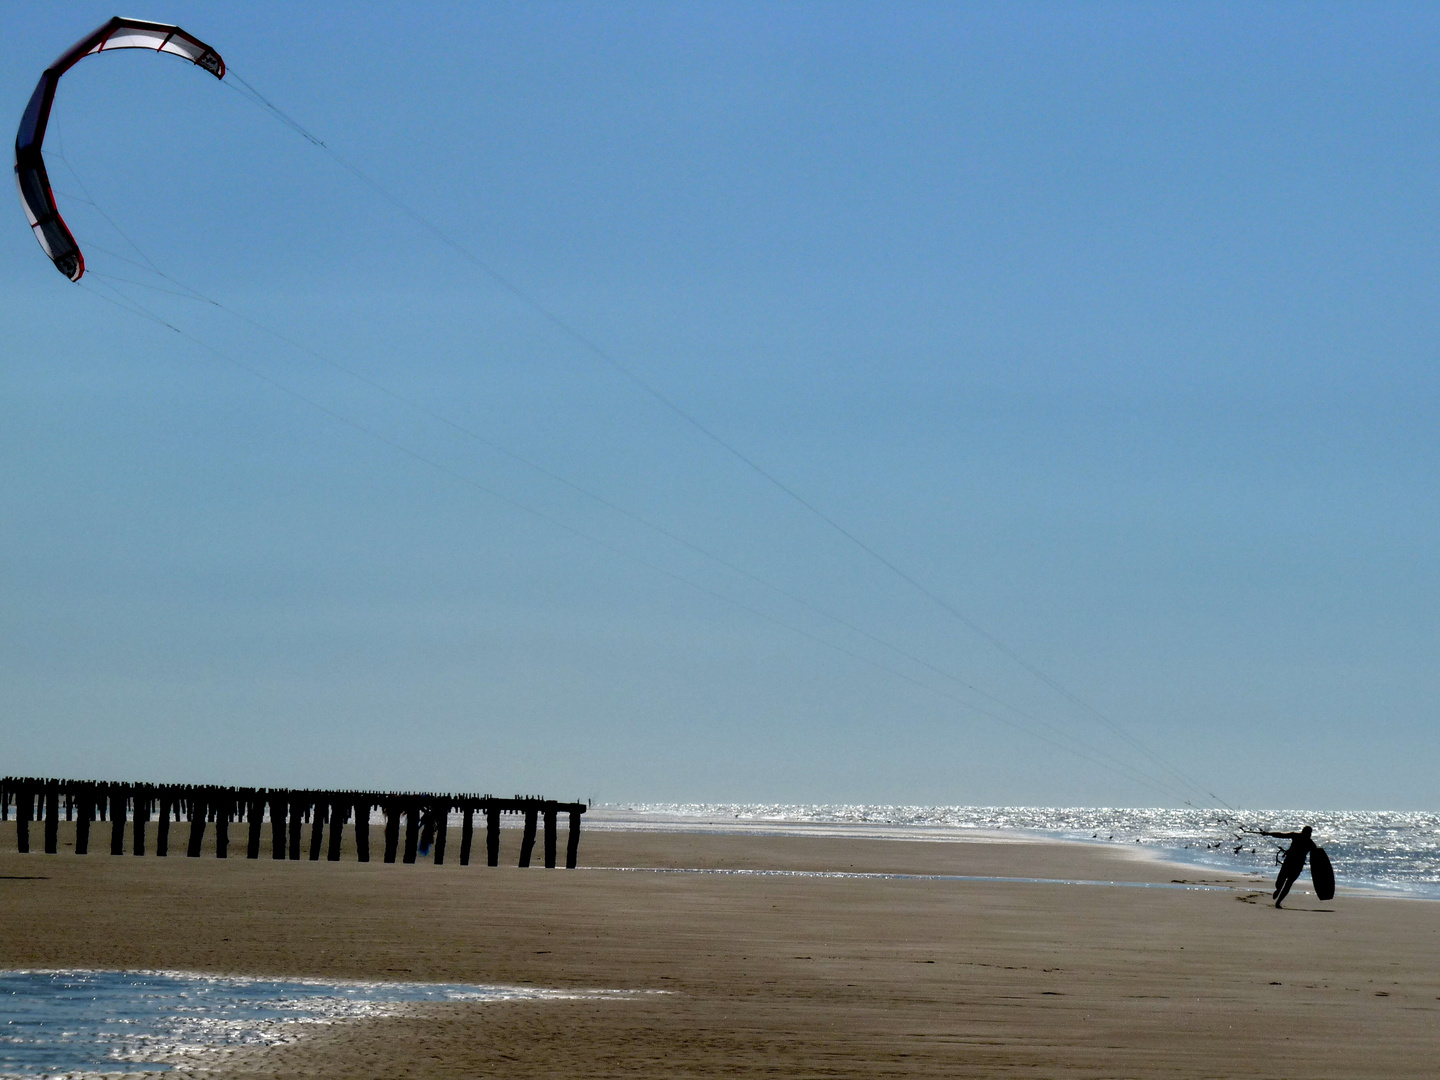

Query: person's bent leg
[1275,871,1297,907]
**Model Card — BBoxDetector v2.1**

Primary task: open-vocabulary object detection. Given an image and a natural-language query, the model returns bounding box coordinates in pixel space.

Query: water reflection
[0,970,626,1076]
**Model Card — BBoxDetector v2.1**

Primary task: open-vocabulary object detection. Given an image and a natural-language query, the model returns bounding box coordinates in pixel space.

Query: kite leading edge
[13,16,225,282]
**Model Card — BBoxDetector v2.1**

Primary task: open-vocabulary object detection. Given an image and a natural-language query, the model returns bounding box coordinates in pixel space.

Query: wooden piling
[76,787,93,855]
[110,788,126,856]
[215,795,230,859]
[459,806,474,866]
[132,787,149,857]
[308,800,326,861]
[542,803,558,868]
[566,808,582,869]
[382,799,400,863]
[288,799,304,861]
[518,807,538,868]
[187,795,207,857]
[155,792,170,857]
[486,806,500,866]
[433,800,448,865]
[327,800,346,862]
[246,795,263,859]
[268,795,287,859]
[402,800,420,864]
[44,787,59,855]
[14,786,29,854]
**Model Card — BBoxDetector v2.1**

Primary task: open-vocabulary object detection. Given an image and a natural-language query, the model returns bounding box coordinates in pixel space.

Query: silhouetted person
[1261,825,1315,908]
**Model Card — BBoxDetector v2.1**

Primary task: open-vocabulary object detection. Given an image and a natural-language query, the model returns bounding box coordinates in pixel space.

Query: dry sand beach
[2,822,1437,1078]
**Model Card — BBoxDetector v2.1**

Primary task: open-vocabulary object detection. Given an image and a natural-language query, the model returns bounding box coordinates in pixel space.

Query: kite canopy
[14,17,225,282]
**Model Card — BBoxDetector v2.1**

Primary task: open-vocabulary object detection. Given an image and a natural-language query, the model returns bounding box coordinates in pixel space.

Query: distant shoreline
[587,804,1440,899]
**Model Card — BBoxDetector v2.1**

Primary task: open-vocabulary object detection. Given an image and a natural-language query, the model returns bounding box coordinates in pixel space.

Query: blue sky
[3,2,1438,808]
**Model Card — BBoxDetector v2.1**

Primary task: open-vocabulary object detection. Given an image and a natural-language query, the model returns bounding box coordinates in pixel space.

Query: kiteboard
[1309,846,1335,901]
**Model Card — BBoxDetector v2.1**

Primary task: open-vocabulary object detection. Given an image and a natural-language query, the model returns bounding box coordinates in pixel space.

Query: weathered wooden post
[110,787,127,856]
[132,787,149,856]
[246,794,263,859]
[459,804,474,866]
[187,793,208,857]
[308,799,327,861]
[433,800,449,865]
[288,798,304,861]
[518,807,538,868]
[326,799,346,861]
[215,793,230,859]
[268,794,287,859]
[75,785,93,855]
[15,784,30,854]
[486,805,500,867]
[402,799,420,864]
[44,786,59,854]
[354,799,371,863]
[566,807,582,869]
[383,799,401,863]
[155,791,170,857]
[542,803,558,868]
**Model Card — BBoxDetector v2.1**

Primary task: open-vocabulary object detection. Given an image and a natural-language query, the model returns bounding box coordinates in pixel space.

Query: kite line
[222,68,1232,810]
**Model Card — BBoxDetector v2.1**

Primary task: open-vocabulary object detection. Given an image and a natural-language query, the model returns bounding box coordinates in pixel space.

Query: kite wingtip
[197,50,226,80]
[55,250,83,282]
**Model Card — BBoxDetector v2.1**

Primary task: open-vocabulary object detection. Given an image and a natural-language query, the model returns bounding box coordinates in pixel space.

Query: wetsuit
[1265,829,1315,907]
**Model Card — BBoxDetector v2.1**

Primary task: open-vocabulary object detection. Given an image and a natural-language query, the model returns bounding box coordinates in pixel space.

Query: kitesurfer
[1260,825,1315,908]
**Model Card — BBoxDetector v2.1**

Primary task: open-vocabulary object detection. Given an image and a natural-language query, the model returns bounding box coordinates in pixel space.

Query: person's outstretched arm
[1260,829,1302,839]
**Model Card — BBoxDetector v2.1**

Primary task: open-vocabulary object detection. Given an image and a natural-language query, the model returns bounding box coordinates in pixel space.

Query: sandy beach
[2,821,1437,1078]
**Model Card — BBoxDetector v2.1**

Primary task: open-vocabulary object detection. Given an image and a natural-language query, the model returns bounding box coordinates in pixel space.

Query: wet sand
[2,821,1437,1077]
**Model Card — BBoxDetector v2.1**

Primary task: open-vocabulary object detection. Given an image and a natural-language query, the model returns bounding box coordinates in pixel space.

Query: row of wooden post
[0,778,585,868]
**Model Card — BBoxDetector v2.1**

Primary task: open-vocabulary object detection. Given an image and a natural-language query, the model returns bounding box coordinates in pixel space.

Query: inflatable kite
[14,17,225,282]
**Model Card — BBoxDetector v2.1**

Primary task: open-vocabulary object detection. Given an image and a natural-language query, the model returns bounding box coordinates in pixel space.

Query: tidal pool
[0,969,625,1077]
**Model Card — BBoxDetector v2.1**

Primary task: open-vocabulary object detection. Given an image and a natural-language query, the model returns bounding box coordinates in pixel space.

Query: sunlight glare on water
[0,970,634,1077]
[601,805,1440,898]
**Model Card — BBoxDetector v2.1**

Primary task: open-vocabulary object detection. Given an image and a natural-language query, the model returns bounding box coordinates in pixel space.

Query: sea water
[593,804,1440,898]
[0,970,634,1077]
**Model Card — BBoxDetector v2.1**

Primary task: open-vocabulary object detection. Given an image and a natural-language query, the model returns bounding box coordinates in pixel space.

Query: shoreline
[0,811,1412,902]
[584,806,1440,900]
